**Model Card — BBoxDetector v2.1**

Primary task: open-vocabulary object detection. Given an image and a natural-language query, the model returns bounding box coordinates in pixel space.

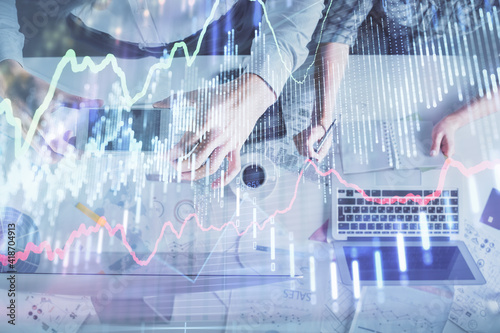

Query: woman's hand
[430,94,499,158]
[430,114,462,157]
[0,60,102,162]
[153,73,275,188]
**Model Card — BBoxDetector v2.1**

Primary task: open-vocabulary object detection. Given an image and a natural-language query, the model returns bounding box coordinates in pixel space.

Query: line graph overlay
[0,0,334,159]
[1,157,499,267]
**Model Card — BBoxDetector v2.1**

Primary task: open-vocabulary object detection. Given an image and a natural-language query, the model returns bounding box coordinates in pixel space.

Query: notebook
[340,120,445,174]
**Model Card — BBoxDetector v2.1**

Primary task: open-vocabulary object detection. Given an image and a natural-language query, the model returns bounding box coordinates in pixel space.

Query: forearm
[0,59,24,97]
[312,42,349,127]
[237,73,276,118]
[448,92,500,128]
[244,0,324,97]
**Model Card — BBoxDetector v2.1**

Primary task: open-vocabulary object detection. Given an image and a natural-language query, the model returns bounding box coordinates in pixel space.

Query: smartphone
[76,102,286,153]
[76,106,173,153]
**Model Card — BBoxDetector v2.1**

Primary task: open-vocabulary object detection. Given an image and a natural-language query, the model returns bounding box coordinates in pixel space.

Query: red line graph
[1,157,499,267]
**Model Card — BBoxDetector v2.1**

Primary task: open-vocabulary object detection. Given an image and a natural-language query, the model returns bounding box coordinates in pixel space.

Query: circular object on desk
[468,320,478,330]
[0,207,41,273]
[175,200,196,223]
[242,164,266,188]
[229,153,277,201]
[152,199,165,218]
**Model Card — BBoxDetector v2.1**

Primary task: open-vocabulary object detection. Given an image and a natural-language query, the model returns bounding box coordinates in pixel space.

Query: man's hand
[0,60,102,162]
[294,123,332,162]
[153,73,275,188]
[294,43,348,163]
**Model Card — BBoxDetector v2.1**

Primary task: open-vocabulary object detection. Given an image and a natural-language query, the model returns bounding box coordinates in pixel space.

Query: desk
[0,55,499,332]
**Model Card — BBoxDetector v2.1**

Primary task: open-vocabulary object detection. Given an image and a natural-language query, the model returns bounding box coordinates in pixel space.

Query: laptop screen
[344,245,475,281]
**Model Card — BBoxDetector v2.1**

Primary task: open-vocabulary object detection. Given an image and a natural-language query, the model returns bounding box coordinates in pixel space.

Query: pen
[180,141,200,160]
[302,119,336,173]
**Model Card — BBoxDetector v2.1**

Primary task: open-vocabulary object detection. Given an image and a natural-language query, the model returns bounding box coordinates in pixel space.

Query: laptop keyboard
[336,189,459,236]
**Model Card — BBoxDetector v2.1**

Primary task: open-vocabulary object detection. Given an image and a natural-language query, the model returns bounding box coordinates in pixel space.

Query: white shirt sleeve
[0,0,25,65]
[244,0,324,97]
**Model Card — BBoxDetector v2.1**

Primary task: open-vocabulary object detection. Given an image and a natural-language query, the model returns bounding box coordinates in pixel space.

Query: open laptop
[329,55,485,286]
[331,187,485,286]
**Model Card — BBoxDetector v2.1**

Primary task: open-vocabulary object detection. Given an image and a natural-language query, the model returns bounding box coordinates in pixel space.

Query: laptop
[330,188,485,286]
[328,55,485,286]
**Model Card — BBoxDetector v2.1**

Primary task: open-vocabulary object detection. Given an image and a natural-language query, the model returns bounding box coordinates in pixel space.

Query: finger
[307,137,321,160]
[294,128,320,158]
[35,109,76,156]
[47,136,73,156]
[212,149,242,189]
[154,91,199,109]
[167,132,201,161]
[15,109,59,163]
[181,145,228,181]
[177,133,226,172]
[46,130,79,157]
[430,130,443,157]
[316,138,333,162]
[29,131,63,164]
[153,96,172,109]
[14,101,68,162]
[66,133,84,159]
[54,91,103,109]
[441,136,455,158]
[448,138,455,157]
[307,129,325,160]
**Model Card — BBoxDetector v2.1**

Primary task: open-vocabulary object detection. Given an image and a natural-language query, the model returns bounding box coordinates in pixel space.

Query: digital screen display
[344,246,475,281]
[88,108,162,151]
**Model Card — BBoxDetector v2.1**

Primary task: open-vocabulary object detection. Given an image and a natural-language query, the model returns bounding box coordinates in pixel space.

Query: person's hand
[0,60,102,162]
[153,73,275,188]
[293,43,347,164]
[430,113,463,158]
[293,123,332,162]
[430,94,500,158]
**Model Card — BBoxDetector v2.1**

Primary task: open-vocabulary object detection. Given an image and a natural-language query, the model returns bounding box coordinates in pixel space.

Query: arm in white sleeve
[0,0,25,66]
[244,0,324,97]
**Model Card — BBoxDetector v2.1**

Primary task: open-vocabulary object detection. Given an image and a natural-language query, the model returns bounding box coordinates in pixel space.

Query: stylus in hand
[302,119,336,173]
[180,142,201,160]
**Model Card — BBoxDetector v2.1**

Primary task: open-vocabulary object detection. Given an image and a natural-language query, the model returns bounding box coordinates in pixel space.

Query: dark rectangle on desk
[344,246,474,281]
[479,188,500,230]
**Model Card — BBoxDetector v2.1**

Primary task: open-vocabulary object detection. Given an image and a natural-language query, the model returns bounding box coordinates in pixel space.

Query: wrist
[240,73,276,115]
[0,60,24,97]
[446,108,470,129]
[0,59,23,76]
